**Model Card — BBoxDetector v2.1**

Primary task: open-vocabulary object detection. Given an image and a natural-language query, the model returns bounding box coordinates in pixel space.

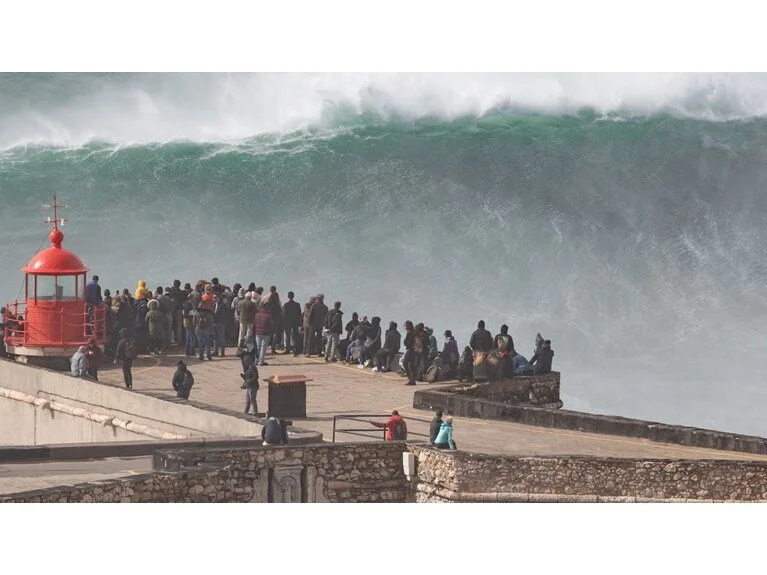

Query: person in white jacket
[70,346,87,377]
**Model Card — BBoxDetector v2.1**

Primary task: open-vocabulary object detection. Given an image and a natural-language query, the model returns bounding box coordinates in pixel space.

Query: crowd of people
[61,275,554,404]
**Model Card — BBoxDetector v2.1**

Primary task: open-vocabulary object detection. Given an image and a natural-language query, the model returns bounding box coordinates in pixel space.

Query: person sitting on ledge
[172,360,195,399]
[70,346,87,378]
[457,346,474,382]
[434,330,460,380]
[358,316,382,369]
[373,321,401,373]
[531,339,554,374]
[493,324,514,377]
[429,410,444,445]
[262,413,290,446]
[345,316,369,364]
[510,348,534,375]
[434,417,457,450]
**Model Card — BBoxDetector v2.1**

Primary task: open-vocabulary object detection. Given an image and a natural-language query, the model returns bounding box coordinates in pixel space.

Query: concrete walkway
[0,456,152,495]
[96,348,767,461]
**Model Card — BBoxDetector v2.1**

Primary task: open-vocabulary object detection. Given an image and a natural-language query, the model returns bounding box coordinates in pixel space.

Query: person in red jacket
[254,307,273,366]
[370,410,408,441]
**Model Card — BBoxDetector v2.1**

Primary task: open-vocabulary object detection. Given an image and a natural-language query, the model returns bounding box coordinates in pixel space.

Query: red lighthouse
[3,197,106,369]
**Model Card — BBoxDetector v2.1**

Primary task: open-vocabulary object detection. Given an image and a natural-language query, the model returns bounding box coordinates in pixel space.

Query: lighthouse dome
[22,228,88,275]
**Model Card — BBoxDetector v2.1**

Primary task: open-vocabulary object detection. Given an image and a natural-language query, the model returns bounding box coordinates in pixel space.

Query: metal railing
[3,301,107,347]
[331,413,432,442]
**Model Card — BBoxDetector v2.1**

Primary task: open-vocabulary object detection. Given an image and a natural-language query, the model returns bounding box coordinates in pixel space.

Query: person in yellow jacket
[134,280,151,302]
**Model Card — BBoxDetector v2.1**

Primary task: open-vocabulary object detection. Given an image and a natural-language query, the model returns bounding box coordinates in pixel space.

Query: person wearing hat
[172,360,194,399]
[531,340,554,374]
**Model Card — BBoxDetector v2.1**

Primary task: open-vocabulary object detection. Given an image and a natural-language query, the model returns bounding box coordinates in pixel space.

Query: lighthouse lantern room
[3,197,106,369]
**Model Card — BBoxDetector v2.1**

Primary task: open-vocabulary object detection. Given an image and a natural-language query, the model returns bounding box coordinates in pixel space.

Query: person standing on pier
[283,291,302,356]
[324,300,344,362]
[254,305,273,366]
[241,363,259,416]
[114,328,137,389]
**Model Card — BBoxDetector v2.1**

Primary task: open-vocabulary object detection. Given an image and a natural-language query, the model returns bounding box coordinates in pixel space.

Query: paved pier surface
[96,349,767,461]
[0,456,152,495]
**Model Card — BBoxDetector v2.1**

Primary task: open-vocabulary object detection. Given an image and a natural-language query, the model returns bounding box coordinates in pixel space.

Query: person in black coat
[308,294,328,356]
[114,328,137,389]
[373,321,401,372]
[282,291,302,355]
[358,316,383,368]
[402,321,418,385]
[262,414,290,445]
[531,340,554,374]
[172,360,194,399]
[241,363,260,416]
[469,320,493,352]
[323,301,344,362]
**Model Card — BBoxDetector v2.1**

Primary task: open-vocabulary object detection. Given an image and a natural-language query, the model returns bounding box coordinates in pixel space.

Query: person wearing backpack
[114,328,137,389]
[194,305,214,361]
[494,324,514,378]
[370,410,408,441]
[172,360,195,399]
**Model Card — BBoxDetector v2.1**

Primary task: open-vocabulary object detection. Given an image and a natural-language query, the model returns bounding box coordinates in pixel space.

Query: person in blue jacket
[85,275,103,305]
[510,348,534,375]
[434,417,457,450]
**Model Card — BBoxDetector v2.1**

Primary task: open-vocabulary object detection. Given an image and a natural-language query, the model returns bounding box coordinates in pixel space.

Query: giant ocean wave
[2,73,767,435]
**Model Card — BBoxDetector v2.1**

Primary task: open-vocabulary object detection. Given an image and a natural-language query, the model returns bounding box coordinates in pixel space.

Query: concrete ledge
[0,432,325,463]
[413,386,767,456]
[0,446,51,461]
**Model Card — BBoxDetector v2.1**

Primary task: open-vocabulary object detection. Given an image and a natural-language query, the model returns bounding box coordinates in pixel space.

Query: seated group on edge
[457,322,555,383]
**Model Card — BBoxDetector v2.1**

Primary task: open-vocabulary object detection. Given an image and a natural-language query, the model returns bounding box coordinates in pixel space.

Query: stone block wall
[6,442,767,503]
[411,447,767,502]
[451,373,561,409]
[0,442,411,503]
[414,387,767,456]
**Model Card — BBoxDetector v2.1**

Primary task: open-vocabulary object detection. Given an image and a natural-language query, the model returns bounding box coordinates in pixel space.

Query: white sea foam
[3,73,767,150]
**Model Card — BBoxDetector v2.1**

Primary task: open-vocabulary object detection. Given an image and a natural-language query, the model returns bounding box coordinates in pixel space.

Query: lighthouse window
[34,276,56,301]
[58,276,77,301]
[32,276,78,301]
